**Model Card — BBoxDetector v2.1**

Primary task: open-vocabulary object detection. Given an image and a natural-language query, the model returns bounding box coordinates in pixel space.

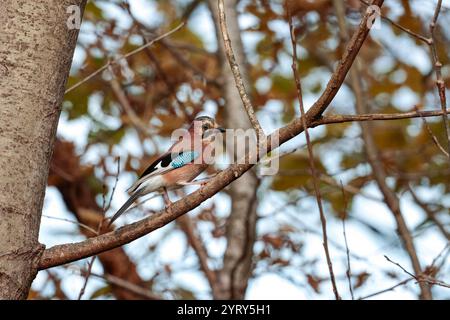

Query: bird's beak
[217,127,226,133]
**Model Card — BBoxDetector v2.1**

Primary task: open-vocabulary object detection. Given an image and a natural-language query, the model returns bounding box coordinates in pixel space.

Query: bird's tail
[107,190,142,227]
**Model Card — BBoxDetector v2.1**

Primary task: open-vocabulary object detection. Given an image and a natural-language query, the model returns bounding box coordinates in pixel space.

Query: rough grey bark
[0,0,86,299]
[209,0,259,299]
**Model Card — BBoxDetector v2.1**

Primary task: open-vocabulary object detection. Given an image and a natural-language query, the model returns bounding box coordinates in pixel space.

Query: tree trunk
[0,0,86,299]
[209,0,260,299]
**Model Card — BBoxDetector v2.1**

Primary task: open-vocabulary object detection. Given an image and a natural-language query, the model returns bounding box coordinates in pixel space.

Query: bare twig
[217,0,264,142]
[108,66,154,136]
[177,215,219,295]
[430,242,450,269]
[364,0,449,156]
[212,0,262,299]
[307,0,385,118]
[259,144,306,165]
[278,167,383,202]
[135,43,190,112]
[340,182,354,300]
[51,140,152,300]
[79,269,159,300]
[310,108,450,127]
[105,157,121,213]
[358,0,432,44]
[42,215,99,235]
[423,278,450,289]
[408,186,450,241]
[428,0,450,158]
[289,12,340,300]
[78,190,106,300]
[385,255,450,289]
[65,23,184,94]
[284,211,367,261]
[321,174,381,202]
[416,105,448,157]
[333,0,431,300]
[125,1,219,88]
[45,270,68,300]
[123,6,211,110]
[358,278,414,300]
[77,256,97,300]
[384,255,417,278]
[78,158,120,300]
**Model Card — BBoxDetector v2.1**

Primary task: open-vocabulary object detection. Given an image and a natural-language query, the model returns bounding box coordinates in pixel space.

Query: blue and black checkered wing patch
[171,151,200,169]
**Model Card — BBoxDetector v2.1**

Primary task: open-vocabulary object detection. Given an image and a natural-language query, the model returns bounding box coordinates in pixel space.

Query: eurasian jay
[108,116,225,226]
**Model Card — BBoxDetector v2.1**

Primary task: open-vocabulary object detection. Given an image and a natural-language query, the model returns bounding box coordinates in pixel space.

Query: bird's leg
[162,187,173,213]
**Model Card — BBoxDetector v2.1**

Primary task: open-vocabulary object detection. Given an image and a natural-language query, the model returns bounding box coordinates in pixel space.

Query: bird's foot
[165,203,173,214]
[162,187,173,214]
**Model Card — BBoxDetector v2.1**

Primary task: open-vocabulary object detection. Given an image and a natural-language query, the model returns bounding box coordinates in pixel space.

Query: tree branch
[428,0,450,158]
[408,186,450,241]
[78,269,160,300]
[414,106,449,158]
[217,0,264,141]
[385,255,450,289]
[307,0,385,118]
[340,183,354,300]
[333,0,432,300]
[310,108,450,127]
[209,0,259,299]
[358,0,432,44]
[289,11,340,300]
[177,215,219,296]
[38,1,383,270]
[108,66,154,136]
[358,278,414,300]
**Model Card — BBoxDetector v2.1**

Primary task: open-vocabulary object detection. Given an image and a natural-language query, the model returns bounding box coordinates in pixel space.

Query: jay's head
[190,116,225,142]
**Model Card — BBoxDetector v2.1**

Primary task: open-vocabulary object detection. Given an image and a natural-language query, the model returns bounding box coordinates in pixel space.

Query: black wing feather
[139,152,178,178]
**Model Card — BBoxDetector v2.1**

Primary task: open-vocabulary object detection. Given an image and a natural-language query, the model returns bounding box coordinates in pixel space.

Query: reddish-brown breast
[162,163,208,188]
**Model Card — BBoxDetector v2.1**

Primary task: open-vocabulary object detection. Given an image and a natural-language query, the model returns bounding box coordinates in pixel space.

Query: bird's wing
[127,151,200,193]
